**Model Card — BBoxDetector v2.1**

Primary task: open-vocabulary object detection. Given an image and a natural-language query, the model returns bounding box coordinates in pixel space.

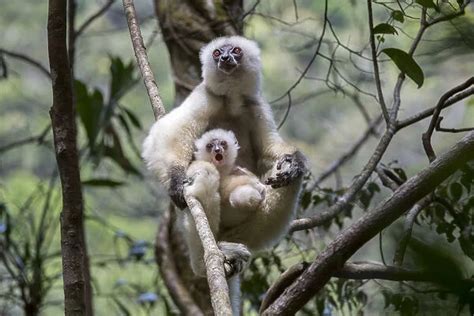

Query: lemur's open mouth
[215,153,224,162]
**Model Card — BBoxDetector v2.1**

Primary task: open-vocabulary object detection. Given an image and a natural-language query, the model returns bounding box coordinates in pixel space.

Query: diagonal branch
[0,125,50,154]
[309,115,382,190]
[422,77,474,162]
[75,0,116,38]
[0,48,51,79]
[122,0,232,313]
[264,131,474,315]
[123,0,165,120]
[155,206,204,316]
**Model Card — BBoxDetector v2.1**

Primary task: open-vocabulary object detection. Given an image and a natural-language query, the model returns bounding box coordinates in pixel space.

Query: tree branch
[422,77,474,162]
[264,131,474,315]
[396,86,474,130]
[123,0,165,120]
[367,0,389,123]
[75,0,116,39]
[309,115,382,189]
[0,48,51,79]
[123,1,232,313]
[155,206,204,316]
[184,194,232,315]
[0,125,50,154]
[47,0,88,314]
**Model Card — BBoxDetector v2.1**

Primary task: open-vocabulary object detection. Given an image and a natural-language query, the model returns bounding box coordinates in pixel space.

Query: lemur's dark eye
[232,47,242,54]
[206,143,213,150]
[220,141,227,148]
[213,49,221,58]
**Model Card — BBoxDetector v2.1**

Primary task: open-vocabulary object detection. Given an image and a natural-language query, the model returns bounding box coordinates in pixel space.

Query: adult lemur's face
[212,44,243,74]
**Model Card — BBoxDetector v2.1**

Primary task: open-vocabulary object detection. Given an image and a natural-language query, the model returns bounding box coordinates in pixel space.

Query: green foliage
[382,48,424,88]
[75,56,142,176]
[391,10,405,23]
[373,23,398,35]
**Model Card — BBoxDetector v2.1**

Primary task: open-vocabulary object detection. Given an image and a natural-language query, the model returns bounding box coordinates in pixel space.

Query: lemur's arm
[250,98,307,187]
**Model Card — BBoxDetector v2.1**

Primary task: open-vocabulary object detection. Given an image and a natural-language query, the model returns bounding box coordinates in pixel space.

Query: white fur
[142,36,305,315]
[194,128,239,175]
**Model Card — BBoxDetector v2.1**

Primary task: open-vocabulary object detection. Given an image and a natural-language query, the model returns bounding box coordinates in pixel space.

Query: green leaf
[391,10,405,23]
[382,48,424,88]
[82,178,125,187]
[75,80,104,151]
[122,107,142,130]
[416,0,436,8]
[109,56,137,103]
[449,182,463,201]
[373,23,398,35]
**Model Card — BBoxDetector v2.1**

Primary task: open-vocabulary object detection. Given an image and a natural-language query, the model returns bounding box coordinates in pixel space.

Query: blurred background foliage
[0,0,473,315]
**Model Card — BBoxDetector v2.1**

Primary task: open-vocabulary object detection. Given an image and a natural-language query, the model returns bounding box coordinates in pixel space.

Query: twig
[392,196,434,266]
[123,0,165,120]
[155,206,204,316]
[397,86,474,129]
[264,132,474,315]
[422,77,474,162]
[367,0,389,123]
[309,115,382,190]
[270,0,328,108]
[435,116,474,133]
[75,0,116,38]
[0,48,51,79]
[0,125,50,154]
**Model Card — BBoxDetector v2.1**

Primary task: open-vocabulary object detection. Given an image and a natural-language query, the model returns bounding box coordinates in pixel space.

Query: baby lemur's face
[204,138,230,167]
[211,44,243,74]
[194,129,239,173]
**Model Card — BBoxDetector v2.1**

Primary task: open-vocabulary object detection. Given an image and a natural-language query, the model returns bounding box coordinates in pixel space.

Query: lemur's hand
[265,151,306,188]
[168,166,188,209]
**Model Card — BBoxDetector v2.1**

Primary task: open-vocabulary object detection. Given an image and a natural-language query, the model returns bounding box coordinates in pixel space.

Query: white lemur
[181,128,266,274]
[142,35,306,313]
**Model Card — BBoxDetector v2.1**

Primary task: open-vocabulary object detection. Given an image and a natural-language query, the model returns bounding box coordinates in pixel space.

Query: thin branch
[397,86,474,129]
[292,120,395,232]
[435,116,474,133]
[75,0,116,38]
[123,0,165,120]
[392,196,434,266]
[367,0,389,123]
[184,194,232,315]
[155,206,204,316]
[422,77,474,162]
[270,0,328,105]
[309,115,382,190]
[0,125,50,154]
[0,48,51,79]
[264,132,474,315]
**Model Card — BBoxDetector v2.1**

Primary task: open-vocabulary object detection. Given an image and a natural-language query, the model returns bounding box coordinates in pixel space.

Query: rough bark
[264,131,474,315]
[155,207,204,315]
[47,0,88,314]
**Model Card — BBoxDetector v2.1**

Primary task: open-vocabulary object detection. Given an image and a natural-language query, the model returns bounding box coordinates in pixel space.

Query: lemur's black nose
[220,55,229,61]
[214,148,222,153]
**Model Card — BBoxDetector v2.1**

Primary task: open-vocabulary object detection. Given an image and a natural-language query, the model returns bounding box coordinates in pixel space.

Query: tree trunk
[47,0,90,314]
[152,0,243,313]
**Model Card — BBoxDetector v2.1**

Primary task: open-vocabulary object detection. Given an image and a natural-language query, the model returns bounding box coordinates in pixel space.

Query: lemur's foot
[218,242,251,278]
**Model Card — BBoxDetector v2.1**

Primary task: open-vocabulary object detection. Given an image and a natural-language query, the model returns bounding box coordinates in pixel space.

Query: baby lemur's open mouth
[215,153,224,162]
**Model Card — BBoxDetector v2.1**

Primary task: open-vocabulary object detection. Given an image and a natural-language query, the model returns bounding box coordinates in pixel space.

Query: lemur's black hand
[265,151,306,188]
[168,166,188,209]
